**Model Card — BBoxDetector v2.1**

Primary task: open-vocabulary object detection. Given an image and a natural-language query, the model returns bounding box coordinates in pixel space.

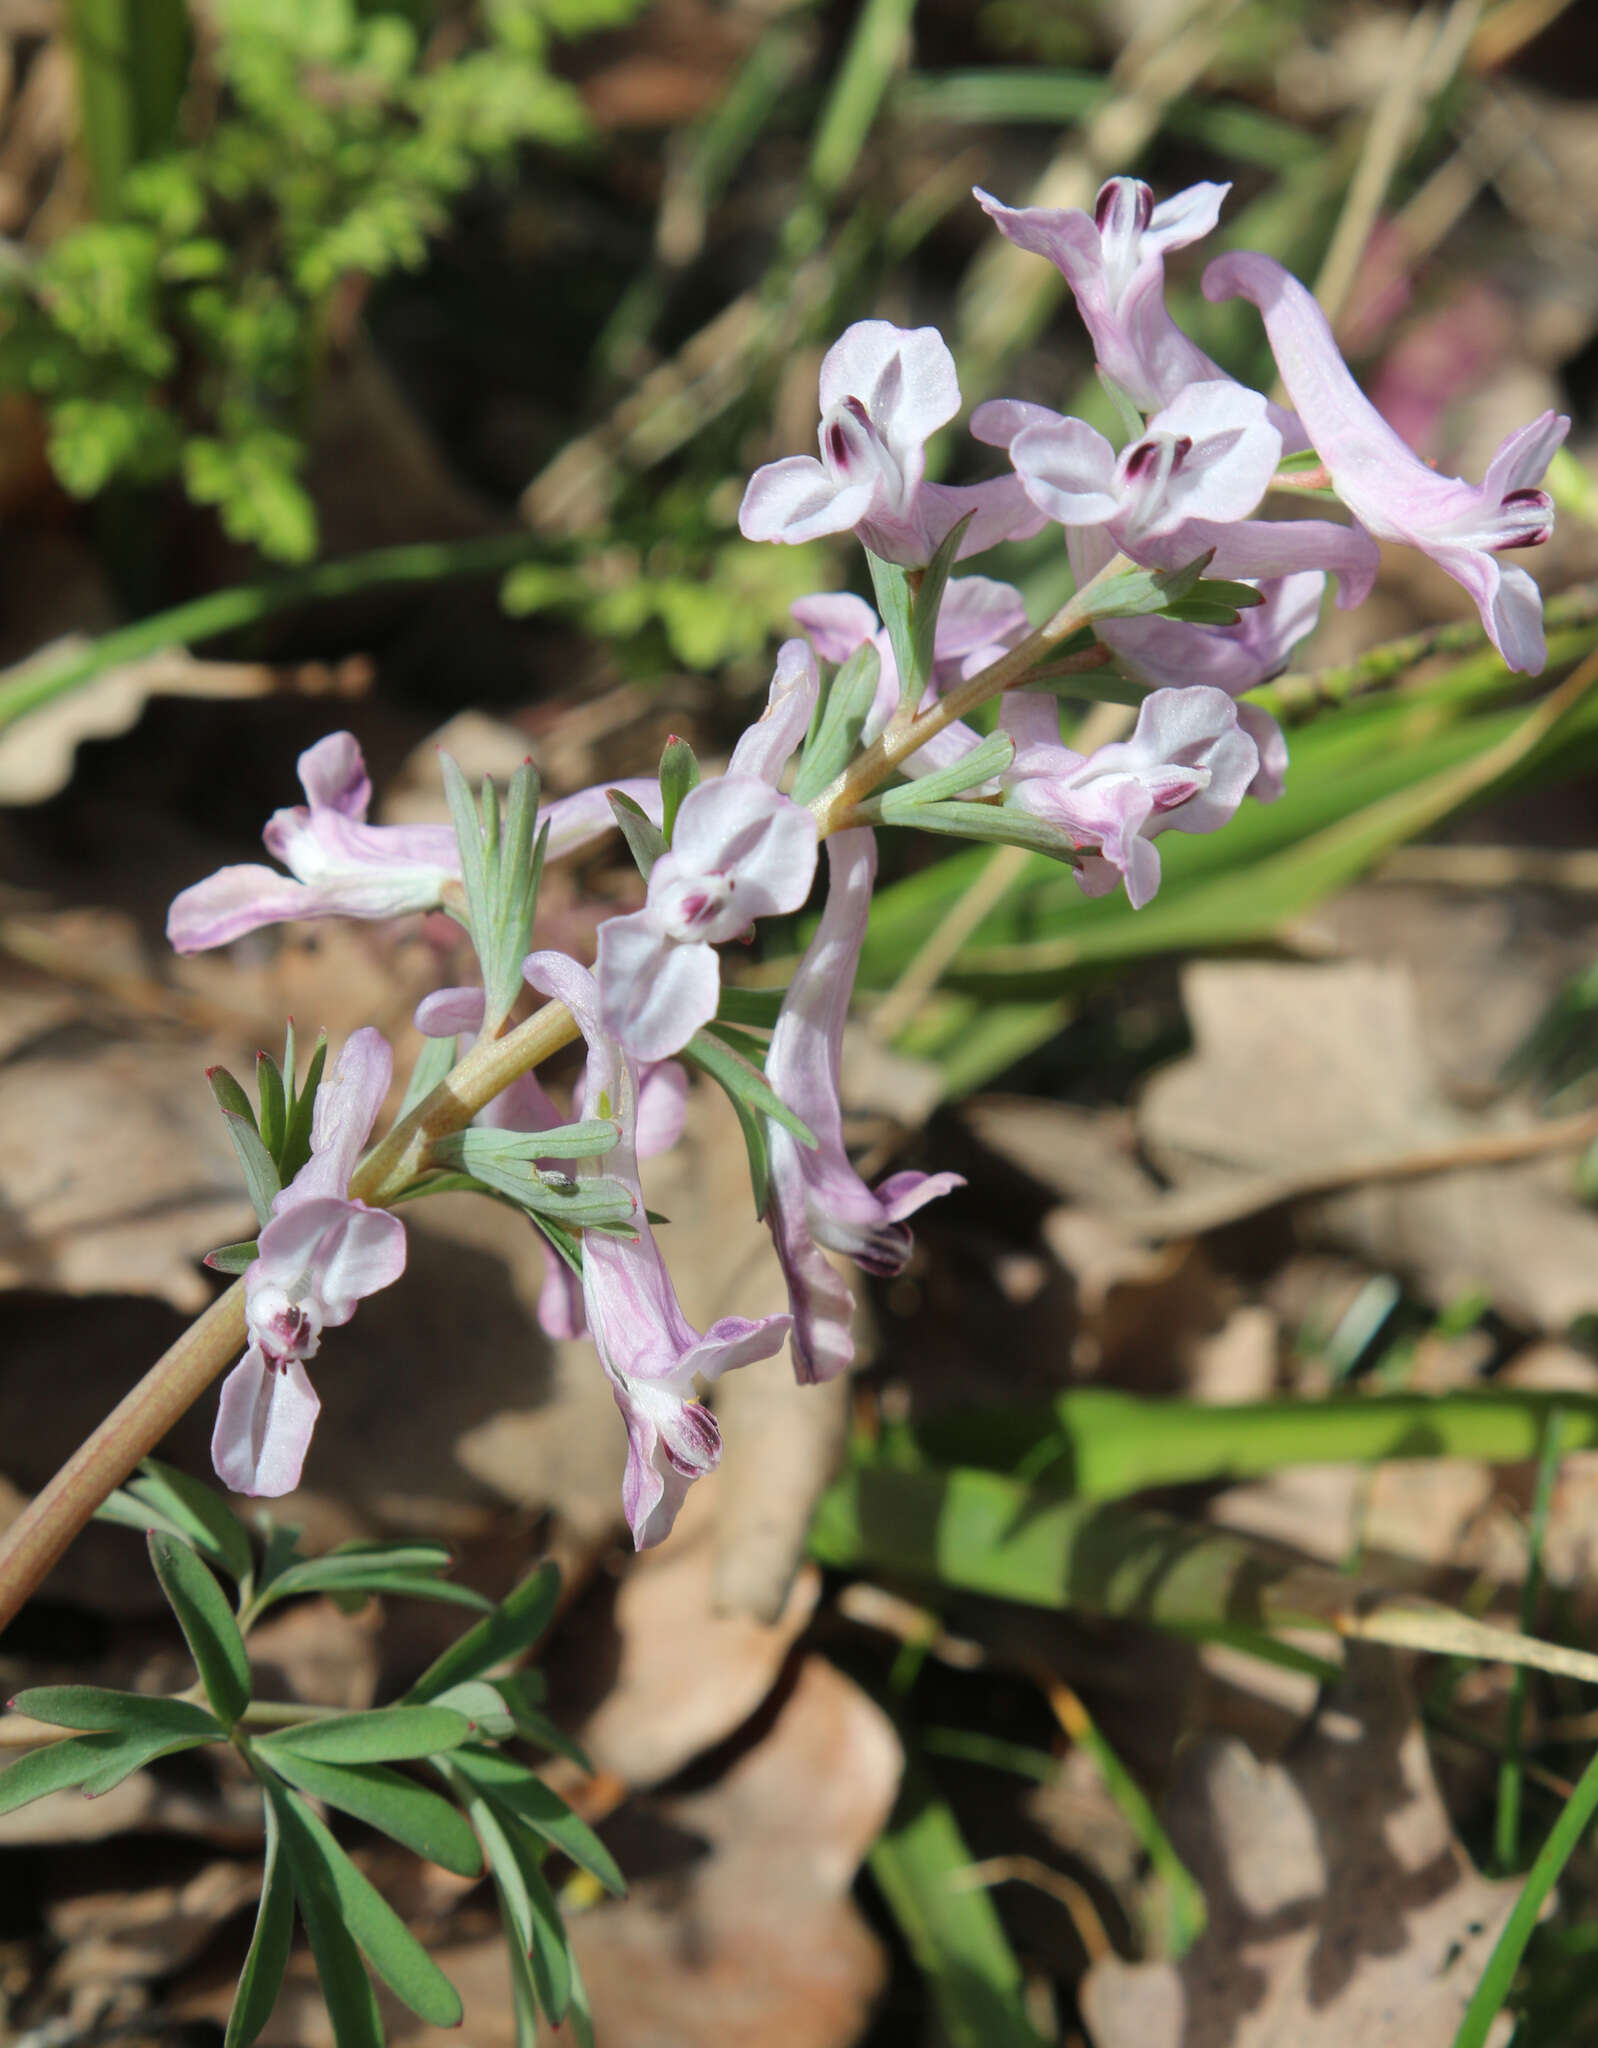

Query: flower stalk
[0,994,581,1636]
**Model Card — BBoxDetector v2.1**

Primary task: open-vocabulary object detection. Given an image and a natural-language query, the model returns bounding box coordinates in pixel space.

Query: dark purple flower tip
[1496,487,1555,550]
[661,1400,721,1478]
[1095,176,1153,236]
[852,1220,915,1278]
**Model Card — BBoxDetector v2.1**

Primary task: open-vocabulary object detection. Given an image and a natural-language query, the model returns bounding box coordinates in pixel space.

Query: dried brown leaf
[1080,1650,1518,2048]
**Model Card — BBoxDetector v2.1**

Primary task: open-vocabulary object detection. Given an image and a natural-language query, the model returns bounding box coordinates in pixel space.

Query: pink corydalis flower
[1001,686,1258,908]
[764,830,964,1385]
[1204,251,1568,673]
[167,731,666,953]
[738,321,1043,567]
[597,776,819,1063]
[524,952,789,1548]
[792,575,1031,776]
[1008,380,1282,545]
[212,1028,406,1497]
[413,983,687,1342]
[1068,524,1324,802]
[976,177,1237,415]
[975,390,1378,604]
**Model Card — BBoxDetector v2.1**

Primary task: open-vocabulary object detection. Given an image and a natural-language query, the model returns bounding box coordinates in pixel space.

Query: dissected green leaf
[717,984,785,1029]
[203,1238,259,1275]
[685,1026,815,1149]
[407,1564,560,1701]
[462,1783,574,2025]
[907,513,974,711]
[261,1749,482,1877]
[607,788,668,879]
[130,1459,255,1584]
[148,1532,251,1727]
[279,1787,464,2027]
[658,734,701,843]
[226,1784,295,2048]
[792,641,881,804]
[11,1687,222,1740]
[1077,550,1213,622]
[0,1733,120,1813]
[427,1679,518,1740]
[218,1106,282,1228]
[433,1120,620,1168]
[269,1782,384,2048]
[80,1724,224,1797]
[877,730,1015,815]
[257,1705,473,1764]
[256,1050,288,1166]
[279,1033,327,1184]
[449,1747,625,1895]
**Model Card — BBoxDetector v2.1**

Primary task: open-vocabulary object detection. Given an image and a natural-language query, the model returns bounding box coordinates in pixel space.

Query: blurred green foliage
[0,0,639,560]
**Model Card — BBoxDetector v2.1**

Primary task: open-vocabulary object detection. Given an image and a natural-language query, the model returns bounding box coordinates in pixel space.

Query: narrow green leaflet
[658,734,700,842]
[497,1695,596,1774]
[211,1078,282,1227]
[877,730,1015,816]
[257,1704,474,1764]
[468,1789,574,2025]
[279,1033,327,1183]
[465,1159,638,1229]
[407,1563,560,1702]
[608,789,668,879]
[80,1723,227,1798]
[279,1787,465,2027]
[269,1783,385,2048]
[260,1749,482,1877]
[907,514,973,713]
[148,1532,252,1728]
[428,1679,518,1740]
[791,641,881,804]
[247,1539,472,1613]
[716,984,785,1029]
[879,799,1077,862]
[725,1075,772,1220]
[129,1459,255,1584]
[432,1120,620,1168]
[866,551,916,713]
[225,1787,295,2048]
[255,1050,288,1166]
[449,1746,626,1895]
[685,1025,816,1148]
[203,1239,259,1275]
[0,1733,122,1813]
[12,1687,222,1740]
[318,1573,495,1612]
[1077,550,1213,622]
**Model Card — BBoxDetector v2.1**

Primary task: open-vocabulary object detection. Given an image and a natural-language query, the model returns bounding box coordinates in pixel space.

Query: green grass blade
[1496,1406,1567,1872]
[868,1769,1049,2048]
[1455,1741,1598,2048]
